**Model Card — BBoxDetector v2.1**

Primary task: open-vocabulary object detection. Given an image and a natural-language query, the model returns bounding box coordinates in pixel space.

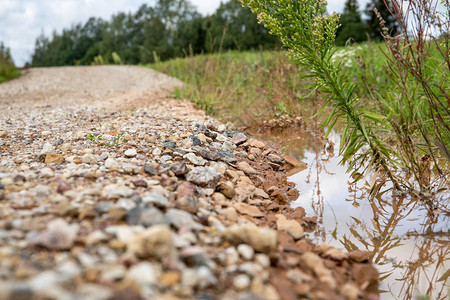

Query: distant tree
[365,0,399,40]
[335,0,367,46]
[205,0,279,51]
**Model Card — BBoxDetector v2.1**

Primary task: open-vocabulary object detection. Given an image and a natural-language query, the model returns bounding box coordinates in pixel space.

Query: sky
[0,0,368,67]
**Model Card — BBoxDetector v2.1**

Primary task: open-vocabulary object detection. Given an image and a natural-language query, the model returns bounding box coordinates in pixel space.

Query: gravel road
[0,66,379,300]
[0,65,182,112]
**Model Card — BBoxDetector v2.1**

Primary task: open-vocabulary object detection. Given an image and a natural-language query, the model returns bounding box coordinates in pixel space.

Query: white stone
[233,274,250,290]
[237,244,255,260]
[124,149,137,157]
[104,158,118,169]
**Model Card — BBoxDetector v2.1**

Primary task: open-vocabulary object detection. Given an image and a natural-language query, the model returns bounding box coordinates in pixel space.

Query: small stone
[221,141,235,152]
[40,167,54,178]
[237,244,255,260]
[234,202,264,217]
[232,132,248,145]
[286,269,311,284]
[124,149,137,157]
[186,167,221,188]
[255,254,271,267]
[180,246,208,267]
[284,155,307,168]
[224,207,238,222]
[86,230,108,245]
[217,151,238,164]
[247,138,265,149]
[224,247,239,266]
[126,262,158,285]
[254,188,269,199]
[165,208,202,231]
[223,224,277,253]
[27,218,79,250]
[267,153,283,164]
[102,184,134,199]
[129,225,175,259]
[160,271,181,286]
[131,179,148,188]
[41,143,54,154]
[57,180,71,194]
[323,247,348,261]
[276,214,304,240]
[82,153,97,164]
[176,181,198,213]
[44,153,65,164]
[233,274,251,291]
[171,161,189,175]
[237,161,257,175]
[162,141,177,150]
[349,250,372,263]
[142,190,169,208]
[105,158,118,169]
[183,153,206,166]
[216,181,236,198]
[143,162,158,175]
[127,205,165,226]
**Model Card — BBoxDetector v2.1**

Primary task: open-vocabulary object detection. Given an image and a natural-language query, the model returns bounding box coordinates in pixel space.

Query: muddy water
[251,126,449,300]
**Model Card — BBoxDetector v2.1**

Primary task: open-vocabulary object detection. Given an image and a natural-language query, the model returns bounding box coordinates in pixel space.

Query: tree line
[30,0,398,67]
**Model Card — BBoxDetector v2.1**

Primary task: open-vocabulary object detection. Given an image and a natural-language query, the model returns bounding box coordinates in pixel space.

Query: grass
[148,49,318,129]
[0,53,21,83]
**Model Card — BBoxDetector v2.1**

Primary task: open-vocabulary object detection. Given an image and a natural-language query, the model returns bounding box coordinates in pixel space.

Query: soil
[0,66,379,300]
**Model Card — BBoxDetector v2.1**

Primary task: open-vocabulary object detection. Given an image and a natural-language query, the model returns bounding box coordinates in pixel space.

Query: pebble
[27,218,79,250]
[104,158,118,168]
[126,262,159,285]
[183,153,206,166]
[82,153,97,164]
[223,224,277,253]
[129,225,175,259]
[237,161,257,175]
[237,244,255,260]
[186,167,221,187]
[233,274,251,290]
[124,149,137,157]
[232,132,248,145]
[275,214,304,240]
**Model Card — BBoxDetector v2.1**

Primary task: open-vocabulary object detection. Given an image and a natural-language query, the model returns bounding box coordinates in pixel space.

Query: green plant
[111,52,122,65]
[91,55,104,65]
[241,0,401,190]
[240,0,449,200]
[0,42,21,83]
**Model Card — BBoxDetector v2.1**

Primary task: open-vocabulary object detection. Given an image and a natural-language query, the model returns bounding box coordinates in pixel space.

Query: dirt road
[0,66,378,300]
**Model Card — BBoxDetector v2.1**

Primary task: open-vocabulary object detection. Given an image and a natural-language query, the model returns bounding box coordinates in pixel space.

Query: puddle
[250,126,449,300]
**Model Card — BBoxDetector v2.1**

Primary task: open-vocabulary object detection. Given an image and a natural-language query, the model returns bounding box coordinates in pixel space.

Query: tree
[365,0,399,40]
[205,0,279,51]
[335,0,367,46]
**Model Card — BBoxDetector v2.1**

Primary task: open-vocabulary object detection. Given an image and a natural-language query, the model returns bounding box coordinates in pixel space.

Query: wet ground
[250,125,449,300]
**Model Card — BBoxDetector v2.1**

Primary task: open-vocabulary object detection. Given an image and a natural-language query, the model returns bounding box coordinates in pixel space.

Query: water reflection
[252,127,449,300]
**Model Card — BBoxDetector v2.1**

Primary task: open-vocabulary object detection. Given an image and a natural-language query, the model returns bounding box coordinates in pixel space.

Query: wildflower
[352,77,358,82]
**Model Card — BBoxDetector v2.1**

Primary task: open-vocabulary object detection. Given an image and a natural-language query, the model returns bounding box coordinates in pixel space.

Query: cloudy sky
[0,0,366,66]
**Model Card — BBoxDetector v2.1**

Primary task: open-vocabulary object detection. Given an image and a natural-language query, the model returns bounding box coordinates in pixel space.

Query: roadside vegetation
[239,0,449,204]
[0,42,21,83]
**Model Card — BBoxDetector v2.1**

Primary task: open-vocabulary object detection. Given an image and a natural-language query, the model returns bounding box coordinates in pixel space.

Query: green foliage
[150,50,306,127]
[240,0,449,197]
[111,52,122,65]
[31,0,279,67]
[0,42,21,83]
[335,0,367,46]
